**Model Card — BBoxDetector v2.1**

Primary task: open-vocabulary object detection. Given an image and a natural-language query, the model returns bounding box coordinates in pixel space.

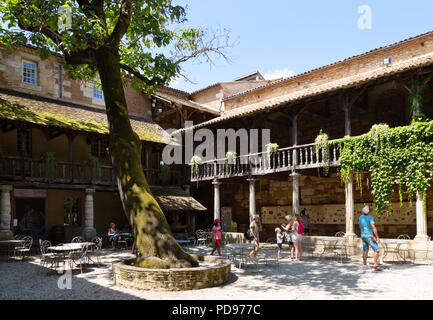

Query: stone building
[179,30,433,249]
[0,44,213,243]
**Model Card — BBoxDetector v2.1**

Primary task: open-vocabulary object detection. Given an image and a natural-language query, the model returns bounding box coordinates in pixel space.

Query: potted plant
[314,130,329,176]
[225,151,237,164]
[265,143,279,156]
[189,155,202,186]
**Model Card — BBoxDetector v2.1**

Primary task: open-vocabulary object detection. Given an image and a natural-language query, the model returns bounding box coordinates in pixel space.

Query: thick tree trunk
[95,46,198,268]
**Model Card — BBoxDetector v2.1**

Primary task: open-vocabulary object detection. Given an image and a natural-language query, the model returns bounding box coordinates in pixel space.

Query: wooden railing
[0,156,184,187]
[190,142,342,182]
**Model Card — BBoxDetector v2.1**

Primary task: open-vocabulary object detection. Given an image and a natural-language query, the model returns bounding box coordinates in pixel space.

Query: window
[17,127,32,157]
[93,82,104,100]
[22,61,37,85]
[64,198,81,226]
[91,138,109,158]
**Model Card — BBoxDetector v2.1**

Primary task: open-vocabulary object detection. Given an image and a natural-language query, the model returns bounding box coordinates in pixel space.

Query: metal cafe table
[379,239,410,263]
[0,239,25,260]
[315,237,340,256]
[225,243,256,268]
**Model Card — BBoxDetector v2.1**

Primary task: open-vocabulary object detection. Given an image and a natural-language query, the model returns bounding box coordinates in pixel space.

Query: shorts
[362,237,380,253]
[215,239,221,246]
[277,243,283,251]
[251,239,260,248]
[109,234,120,242]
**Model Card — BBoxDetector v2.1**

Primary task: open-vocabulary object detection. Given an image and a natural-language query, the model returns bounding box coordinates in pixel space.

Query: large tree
[0,0,230,268]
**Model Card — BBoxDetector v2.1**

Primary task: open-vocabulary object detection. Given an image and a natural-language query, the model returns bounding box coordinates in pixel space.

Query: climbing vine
[333,120,433,215]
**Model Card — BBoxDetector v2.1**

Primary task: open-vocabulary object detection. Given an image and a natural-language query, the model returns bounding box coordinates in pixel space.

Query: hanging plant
[41,152,56,183]
[85,154,100,179]
[314,130,329,176]
[265,143,279,157]
[406,79,428,122]
[225,151,237,164]
[189,155,202,187]
[337,120,433,215]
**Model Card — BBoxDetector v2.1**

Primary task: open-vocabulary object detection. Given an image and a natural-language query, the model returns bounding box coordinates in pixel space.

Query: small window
[22,61,37,85]
[93,82,104,100]
[17,127,32,157]
[91,138,109,158]
[64,198,81,227]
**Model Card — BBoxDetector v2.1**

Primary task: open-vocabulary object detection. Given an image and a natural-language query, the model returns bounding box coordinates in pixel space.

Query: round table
[379,239,409,262]
[226,243,256,268]
[315,237,341,256]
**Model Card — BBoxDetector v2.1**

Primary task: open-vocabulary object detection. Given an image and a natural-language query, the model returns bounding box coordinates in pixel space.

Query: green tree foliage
[0,0,231,268]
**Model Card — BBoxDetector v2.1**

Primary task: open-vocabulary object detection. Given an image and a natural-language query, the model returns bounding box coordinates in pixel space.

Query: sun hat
[214,218,222,223]
[254,215,260,219]
[362,205,370,214]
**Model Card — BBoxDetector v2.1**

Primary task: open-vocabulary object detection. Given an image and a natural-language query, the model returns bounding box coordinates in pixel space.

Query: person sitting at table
[210,219,224,256]
[107,223,122,249]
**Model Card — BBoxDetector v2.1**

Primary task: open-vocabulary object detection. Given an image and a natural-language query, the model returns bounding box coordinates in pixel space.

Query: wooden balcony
[190,142,342,182]
[0,156,184,187]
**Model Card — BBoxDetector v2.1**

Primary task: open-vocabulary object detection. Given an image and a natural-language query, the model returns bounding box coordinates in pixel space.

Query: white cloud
[263,68,295,80]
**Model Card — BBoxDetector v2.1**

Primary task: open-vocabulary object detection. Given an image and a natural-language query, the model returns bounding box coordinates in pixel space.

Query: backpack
[298,222,305,235]
[244,229,254,241]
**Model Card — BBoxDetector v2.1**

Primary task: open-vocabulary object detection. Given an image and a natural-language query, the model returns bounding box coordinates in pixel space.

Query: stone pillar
[291,173,300,216]
[414,192,430,242]
[247,177,257,222]
[344,173,356,237]
[212,179,221,221]
[82,188,97,240]
[0,185,13,240]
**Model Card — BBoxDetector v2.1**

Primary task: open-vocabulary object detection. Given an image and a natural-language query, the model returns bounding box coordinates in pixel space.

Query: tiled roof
[150,186,207,211]
[154,91,220,115]
[222,30,433,101]
[176,50,433,133]
[0,89,171,144]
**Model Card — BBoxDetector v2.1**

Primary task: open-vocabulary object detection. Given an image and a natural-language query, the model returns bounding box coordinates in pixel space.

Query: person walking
[246,215,262,260]
[210,219,224,256]
[359,205,383,271]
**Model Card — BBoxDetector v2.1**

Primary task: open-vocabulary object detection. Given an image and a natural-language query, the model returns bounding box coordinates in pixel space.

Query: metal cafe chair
[13,236,33,260]
[68,244,89,273]
[71,236,85,243]
[195,229,209,246]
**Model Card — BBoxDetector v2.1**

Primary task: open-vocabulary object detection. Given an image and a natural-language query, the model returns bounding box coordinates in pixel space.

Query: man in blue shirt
[359,205,383,271]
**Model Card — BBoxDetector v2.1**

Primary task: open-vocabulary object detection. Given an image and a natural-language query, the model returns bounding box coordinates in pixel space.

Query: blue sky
[171,0,433,93]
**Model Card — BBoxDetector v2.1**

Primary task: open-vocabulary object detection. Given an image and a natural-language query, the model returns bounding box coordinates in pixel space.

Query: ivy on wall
[330,120,433,215]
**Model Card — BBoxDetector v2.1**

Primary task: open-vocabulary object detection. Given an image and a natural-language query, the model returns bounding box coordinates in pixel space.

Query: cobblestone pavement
[1,246,432,300]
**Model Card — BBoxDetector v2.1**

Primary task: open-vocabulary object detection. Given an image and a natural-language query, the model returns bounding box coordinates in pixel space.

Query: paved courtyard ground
[1,246,432,300]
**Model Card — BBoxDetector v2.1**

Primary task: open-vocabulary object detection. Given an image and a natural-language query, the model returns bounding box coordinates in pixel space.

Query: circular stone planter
[112,255,231,291]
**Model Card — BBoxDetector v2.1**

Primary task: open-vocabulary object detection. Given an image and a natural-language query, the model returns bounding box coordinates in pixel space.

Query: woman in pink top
[210,219,224,256]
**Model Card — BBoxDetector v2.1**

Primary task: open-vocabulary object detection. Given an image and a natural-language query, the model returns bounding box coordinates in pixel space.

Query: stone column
[82,188,97,240]
[291,173,300,216]
[0,185,13,240]
[247,177,257,222]
[212,179,221,221]
[414,192,430,242]
[345,173,356,237]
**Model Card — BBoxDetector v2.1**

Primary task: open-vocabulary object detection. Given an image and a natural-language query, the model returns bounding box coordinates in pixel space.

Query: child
[275,227,284,259]
[210,219,224,256]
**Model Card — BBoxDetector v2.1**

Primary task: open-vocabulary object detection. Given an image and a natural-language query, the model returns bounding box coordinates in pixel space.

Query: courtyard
[1,246,432,300]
